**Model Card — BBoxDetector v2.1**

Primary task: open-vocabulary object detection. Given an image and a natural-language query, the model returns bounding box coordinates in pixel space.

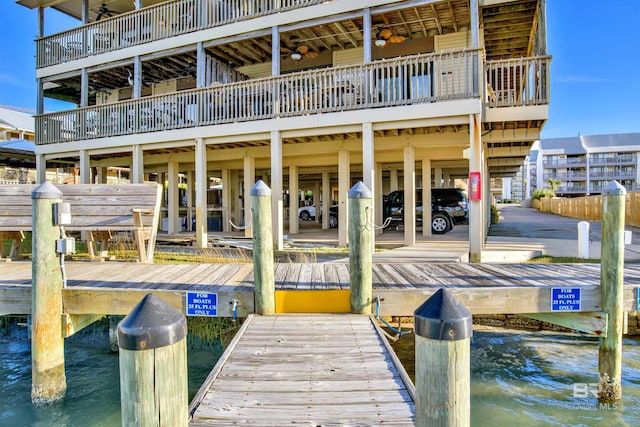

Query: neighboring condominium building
[527,133,640,198]
[18,0,550,261]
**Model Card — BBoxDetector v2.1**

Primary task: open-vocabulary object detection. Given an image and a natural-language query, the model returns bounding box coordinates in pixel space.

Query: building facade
[19,0,550,261]
[528,133,640,198]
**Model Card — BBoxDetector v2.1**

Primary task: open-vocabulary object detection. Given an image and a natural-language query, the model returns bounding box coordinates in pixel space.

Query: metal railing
[589,154,637,166]
[36,50,479,144]
[37,0,324,68]
[485,55,551,108]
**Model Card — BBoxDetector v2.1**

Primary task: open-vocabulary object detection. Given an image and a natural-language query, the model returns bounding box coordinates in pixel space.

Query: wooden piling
[251,180,275,315]
[349,182,373,314]
[598,180,626,402]
[118,294,188,427]
[31,181,66,404]
[415,288,472,427]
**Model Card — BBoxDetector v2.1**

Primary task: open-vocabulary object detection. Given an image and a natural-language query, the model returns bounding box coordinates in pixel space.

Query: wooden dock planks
[189,314,415,426]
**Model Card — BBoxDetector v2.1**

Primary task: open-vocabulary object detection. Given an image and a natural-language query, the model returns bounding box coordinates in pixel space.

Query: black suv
[383,188,468,234]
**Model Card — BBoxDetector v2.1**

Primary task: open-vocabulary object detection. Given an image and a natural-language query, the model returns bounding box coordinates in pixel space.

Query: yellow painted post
[251,180,275,315]
[31,181,66,404]
[349,182,373,314]
[415,289,472,426]
[598,180,626,402]
[118,294,188,426]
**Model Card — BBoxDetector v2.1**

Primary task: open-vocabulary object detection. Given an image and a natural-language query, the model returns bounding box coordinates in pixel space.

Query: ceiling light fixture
[291,52,303,61]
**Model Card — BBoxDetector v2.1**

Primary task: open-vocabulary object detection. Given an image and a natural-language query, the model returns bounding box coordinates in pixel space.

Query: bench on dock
[0,183,162,263]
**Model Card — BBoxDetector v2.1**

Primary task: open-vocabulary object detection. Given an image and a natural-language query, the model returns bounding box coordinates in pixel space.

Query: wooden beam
[522,312,608,337]
[430,4,443,34]
[62,313,104,338]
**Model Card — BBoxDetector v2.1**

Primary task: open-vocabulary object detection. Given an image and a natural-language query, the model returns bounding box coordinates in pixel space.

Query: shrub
[490,205,499,224]
[532,188,555,200]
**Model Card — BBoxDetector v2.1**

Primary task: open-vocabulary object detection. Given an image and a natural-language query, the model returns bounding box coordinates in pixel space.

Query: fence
[536,192,640,227]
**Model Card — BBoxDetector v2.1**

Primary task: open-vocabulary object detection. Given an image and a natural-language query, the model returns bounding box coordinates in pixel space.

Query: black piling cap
[117,294,187,350]
[414,289,472,341]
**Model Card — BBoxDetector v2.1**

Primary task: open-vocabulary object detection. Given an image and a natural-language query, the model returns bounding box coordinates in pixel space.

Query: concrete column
[270,130,284,250]
[469,114,483,262]
[97,166,108,184]
[314,181,321,223]
[443,172,451,188]
[221,169,231,233]
[422,159,432,236]
[289,165,299,234]
[338,150,350,247]
[231,170,242,229]
[375,162,383,235]
[131,145,144,184]
[434,168,443,187]
[390,169,398,192]
[322,172,330,230]
[168,162,180,234]
[195,138,208,248]
[243,156,255,238]
[186,170,194,231]
[36,155,46,184]
[403,145,416,246]
[79,150,91,184]
[362,123,375,244]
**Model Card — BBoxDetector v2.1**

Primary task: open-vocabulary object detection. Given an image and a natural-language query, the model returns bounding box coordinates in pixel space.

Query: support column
[403,145,416,246]
[289,165,299,234]
[270,130,284,250]
[314,181,321,223]
[433,168,443,187]
[36,154,46,184]
[338,150,350,247]
[362,123,375,245]
[469,114,483,262]
[422,159,432,236]
[375,162,383,235]
[390,168,398,192]
[168,162,180,234]
[443,172,451,188]
[221,169,231,233]
[133,56,142,99]
[79,150,90,184]
[231,170,242,230]
[80,68,89,108]
[97,166,108,184]
[322,172,330,230]
[195,138,208,248]
[31,182,66,404]
[186,170,194,231]
[243,156,255,238]
[131,145,144,184]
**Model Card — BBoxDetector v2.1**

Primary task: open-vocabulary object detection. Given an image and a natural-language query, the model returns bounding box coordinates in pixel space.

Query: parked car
[383,188,467,234]
[317,205,339,228]
[298,205,316,221]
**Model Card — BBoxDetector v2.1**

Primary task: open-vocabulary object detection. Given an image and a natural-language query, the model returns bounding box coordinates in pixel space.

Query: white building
[18,0,550,261]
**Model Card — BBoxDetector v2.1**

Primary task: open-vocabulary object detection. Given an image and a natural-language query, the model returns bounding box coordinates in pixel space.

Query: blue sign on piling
[186,292,218,316]
[551,288,581,312]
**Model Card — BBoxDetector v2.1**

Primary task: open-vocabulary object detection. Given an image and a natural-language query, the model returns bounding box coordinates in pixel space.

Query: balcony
[589,154,637,166]
[485,56,551,107]
[37,0,325,68]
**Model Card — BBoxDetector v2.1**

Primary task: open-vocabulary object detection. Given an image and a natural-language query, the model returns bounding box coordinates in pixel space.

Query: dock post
[598,180,626,402]
[349,182,373,314]
[414,289,472,427]
[31,181,66,404]
[251,180,275,315]
[118,294,188,427]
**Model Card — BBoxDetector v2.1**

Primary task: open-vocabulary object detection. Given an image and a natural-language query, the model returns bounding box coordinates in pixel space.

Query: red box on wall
[469,172,481,201]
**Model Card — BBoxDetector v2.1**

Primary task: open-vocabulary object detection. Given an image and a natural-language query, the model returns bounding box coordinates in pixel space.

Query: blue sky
[1,0,639,139]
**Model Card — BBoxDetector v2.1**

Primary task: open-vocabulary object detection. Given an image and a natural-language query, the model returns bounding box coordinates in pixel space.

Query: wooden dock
[2,261,640,316]
[189,314,415,426]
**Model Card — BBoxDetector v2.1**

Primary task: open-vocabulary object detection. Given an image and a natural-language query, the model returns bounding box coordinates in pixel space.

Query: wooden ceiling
[482,0,539,59]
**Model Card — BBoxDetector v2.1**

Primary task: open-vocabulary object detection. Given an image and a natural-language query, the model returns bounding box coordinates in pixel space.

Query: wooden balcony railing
[37,0,325,68]
[485,55,551,108]
[36,50,481,145]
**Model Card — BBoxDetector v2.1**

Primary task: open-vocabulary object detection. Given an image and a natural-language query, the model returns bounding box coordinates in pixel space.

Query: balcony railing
[589,155,637,166]
[37,50,482,145]
[485,55,551,107]
[37,0,324,68]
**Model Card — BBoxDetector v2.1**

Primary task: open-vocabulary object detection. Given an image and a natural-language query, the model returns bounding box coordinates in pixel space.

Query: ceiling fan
[375,27,407,47]
[95,3,116,21]
[285,44,320,62]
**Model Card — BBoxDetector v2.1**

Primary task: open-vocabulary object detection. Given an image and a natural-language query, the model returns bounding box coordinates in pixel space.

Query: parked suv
[383,188,468,234]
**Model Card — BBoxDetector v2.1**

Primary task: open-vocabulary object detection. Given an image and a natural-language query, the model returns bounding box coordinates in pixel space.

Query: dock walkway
[189,314,415,426]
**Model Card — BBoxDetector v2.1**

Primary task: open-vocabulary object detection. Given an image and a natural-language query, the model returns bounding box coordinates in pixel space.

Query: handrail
[37,0,325,68]
[36,49,481,145]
